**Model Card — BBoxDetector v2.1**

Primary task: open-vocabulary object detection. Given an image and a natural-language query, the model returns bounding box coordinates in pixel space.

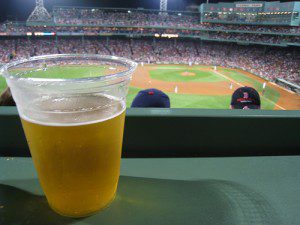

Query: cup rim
[0,54,137,83]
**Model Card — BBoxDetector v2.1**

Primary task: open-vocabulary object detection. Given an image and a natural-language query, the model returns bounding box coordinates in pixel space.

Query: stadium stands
[2,21,300,35]
[50,7,300,34]
[0,24,299,46]
[0,37,298,84]
[0,5,299,87]
[53,7,200,27]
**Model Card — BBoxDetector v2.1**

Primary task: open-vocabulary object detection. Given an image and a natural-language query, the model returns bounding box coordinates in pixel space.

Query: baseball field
[0,64,299,110]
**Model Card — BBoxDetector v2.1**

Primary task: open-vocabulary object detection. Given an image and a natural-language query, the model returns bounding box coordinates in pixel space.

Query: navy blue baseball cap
[131,88,170,108]
[231,87,261,109]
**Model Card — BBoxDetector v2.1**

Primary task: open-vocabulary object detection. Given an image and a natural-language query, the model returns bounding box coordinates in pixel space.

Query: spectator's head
[0,87,15,106]
[131,88,170,108]
[230,86,260,109]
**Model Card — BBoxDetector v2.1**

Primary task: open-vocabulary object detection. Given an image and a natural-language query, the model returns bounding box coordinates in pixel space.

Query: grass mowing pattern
[150,68,226,82]
[11,66,106,79]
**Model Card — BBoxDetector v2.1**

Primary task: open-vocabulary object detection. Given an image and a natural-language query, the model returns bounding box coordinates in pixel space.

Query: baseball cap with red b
[231,87,261,109]
[131,88,170,108]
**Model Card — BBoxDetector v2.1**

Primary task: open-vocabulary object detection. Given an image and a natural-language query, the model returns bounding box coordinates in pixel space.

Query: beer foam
[19,94,125,126]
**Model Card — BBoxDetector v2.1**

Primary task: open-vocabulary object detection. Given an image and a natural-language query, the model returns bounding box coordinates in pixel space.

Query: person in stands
[0,87,15,106]
[230,87,261,110]
[131,88,170,108]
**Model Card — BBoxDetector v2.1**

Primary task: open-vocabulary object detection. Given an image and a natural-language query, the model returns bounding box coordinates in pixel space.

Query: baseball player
[262,82,267,96]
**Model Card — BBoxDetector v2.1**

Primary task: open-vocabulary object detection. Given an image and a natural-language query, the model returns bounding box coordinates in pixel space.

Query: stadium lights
[178,13,182,16]
[91,9,95,12]
[128,10,131,13]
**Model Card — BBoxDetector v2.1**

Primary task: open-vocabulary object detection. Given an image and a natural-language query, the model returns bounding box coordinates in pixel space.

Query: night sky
[0,0,294,22]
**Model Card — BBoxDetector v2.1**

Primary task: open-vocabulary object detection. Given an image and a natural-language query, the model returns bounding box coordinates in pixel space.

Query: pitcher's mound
[181,71,195,76]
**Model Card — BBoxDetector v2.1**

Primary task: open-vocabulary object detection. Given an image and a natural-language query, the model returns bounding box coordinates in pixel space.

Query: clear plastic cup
[0,54,137,217]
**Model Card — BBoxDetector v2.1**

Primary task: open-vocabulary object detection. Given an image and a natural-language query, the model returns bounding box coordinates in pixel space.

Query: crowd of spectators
[53,8,199,28]
[2,10,299,35]
[203,12,294,24]
[205,32,300,44]
[0,37,298,84]
[203,23,300,34]
[2,23,300,36]
[51,7,300,34]
[1,24,299,45]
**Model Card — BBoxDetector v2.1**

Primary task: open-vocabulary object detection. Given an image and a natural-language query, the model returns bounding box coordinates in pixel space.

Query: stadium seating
[0,37,298,84]
[1,24,299,45]
[49,7,300,34]
[0,7,299,86]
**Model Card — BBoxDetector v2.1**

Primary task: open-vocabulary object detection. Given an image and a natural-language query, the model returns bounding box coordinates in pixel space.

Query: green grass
[150,68,226,82]
[219,68,280,104]
[167,92,231,109]
[127,87,276,109]
[0,65,282,110]
[156,65,213,69]
[126,87,141,107]
[11,65,106,79]
[127,86,231,108]
[0,77,6,92]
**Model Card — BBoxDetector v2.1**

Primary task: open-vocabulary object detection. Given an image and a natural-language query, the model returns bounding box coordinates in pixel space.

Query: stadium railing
[0,31,298,47]
[276,78,300,94]
[1,106,299,157]
[52,6,200,15]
